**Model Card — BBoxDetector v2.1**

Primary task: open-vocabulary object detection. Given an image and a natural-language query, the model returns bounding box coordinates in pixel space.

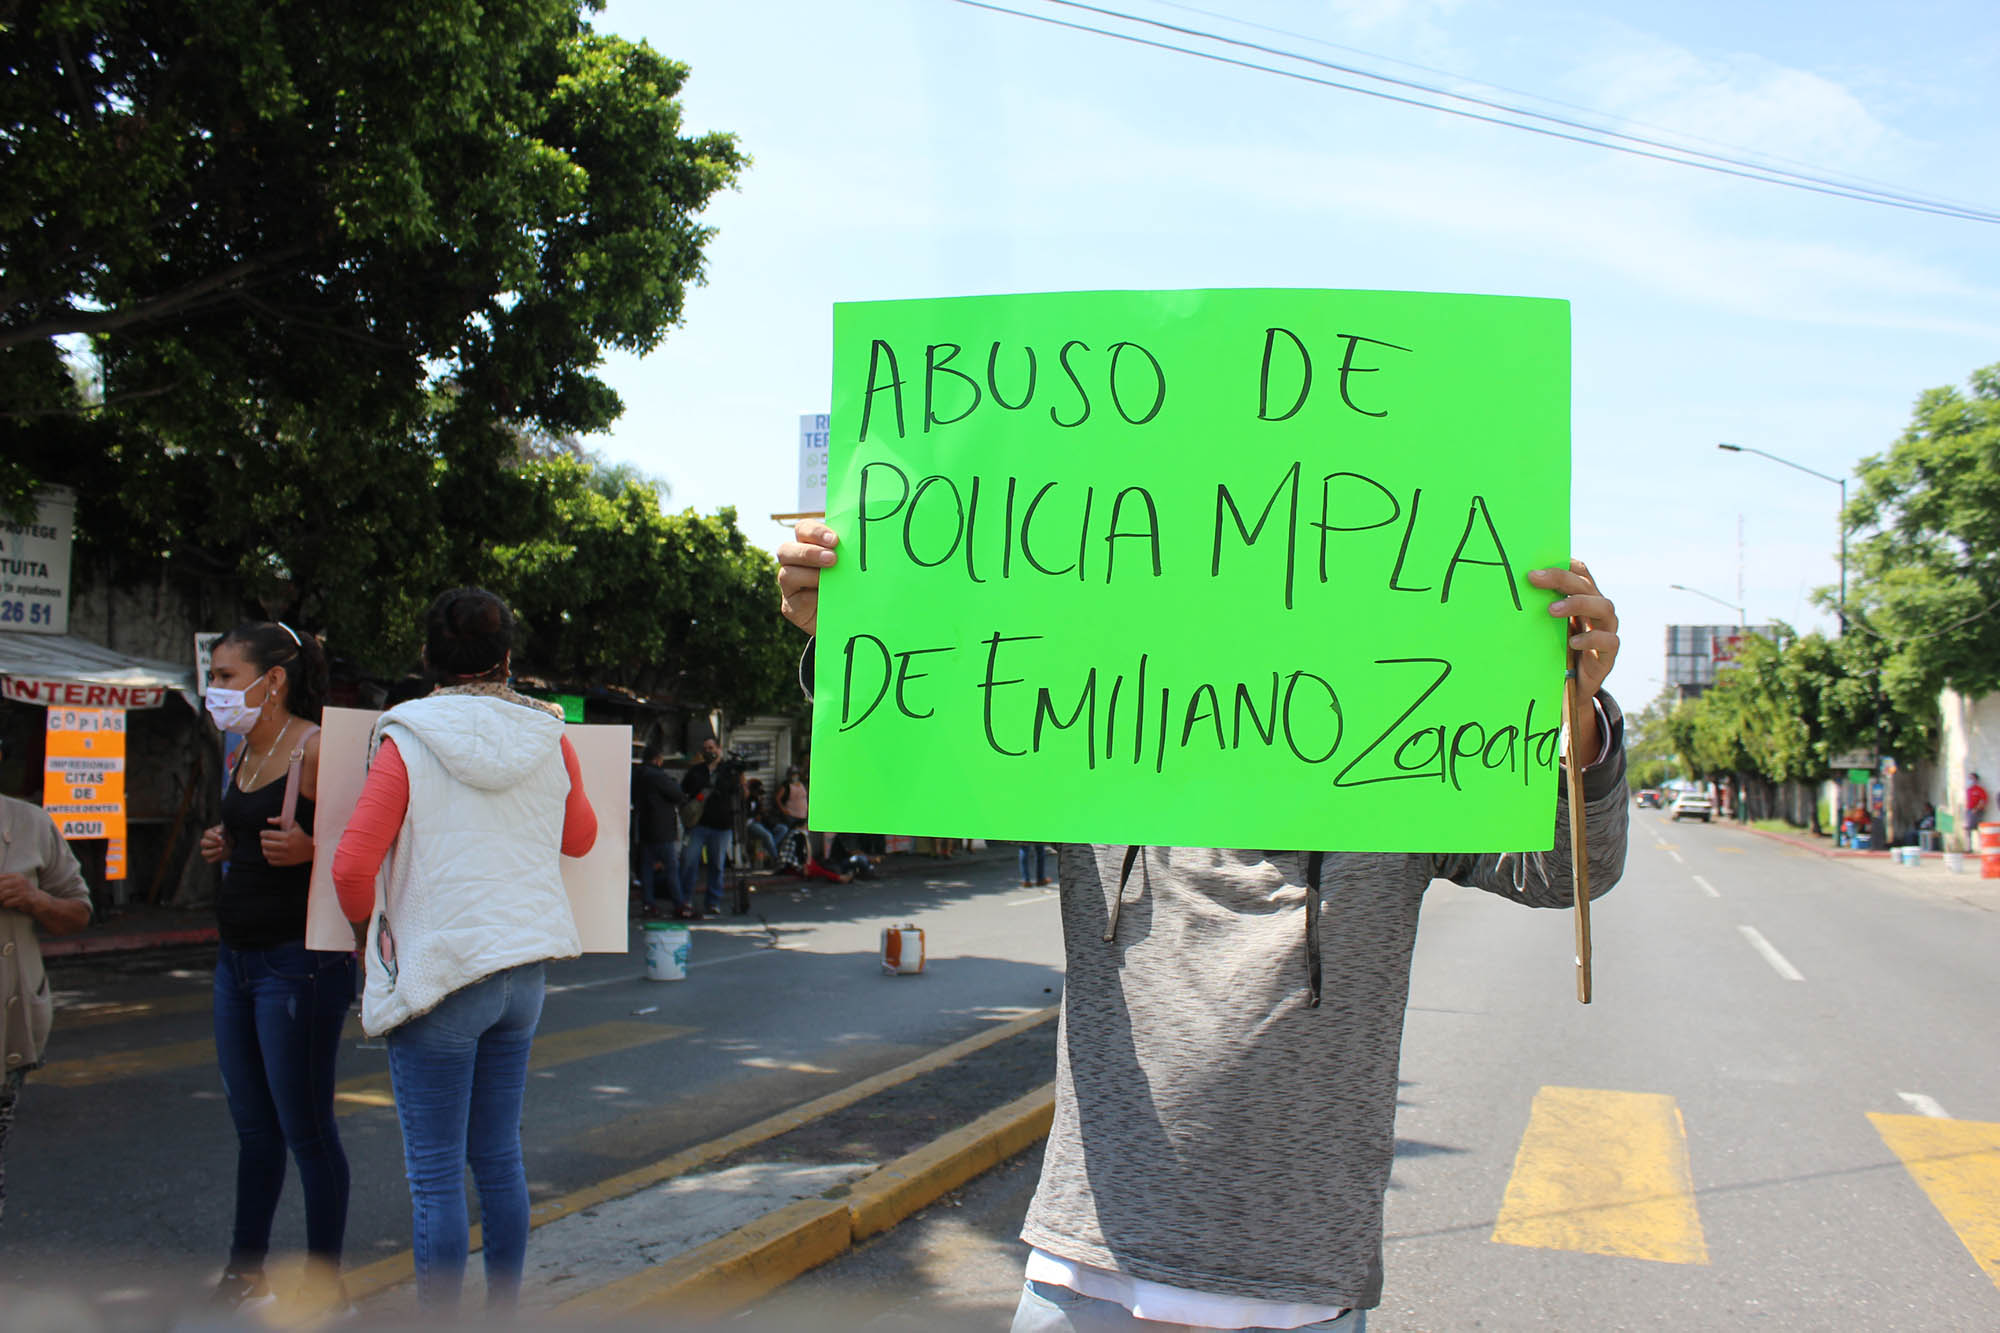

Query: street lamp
[1716,442,1848,631]
[1669,583,1745,627]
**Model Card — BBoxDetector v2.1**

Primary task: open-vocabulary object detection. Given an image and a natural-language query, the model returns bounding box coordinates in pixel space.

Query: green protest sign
[808,288,1571,851]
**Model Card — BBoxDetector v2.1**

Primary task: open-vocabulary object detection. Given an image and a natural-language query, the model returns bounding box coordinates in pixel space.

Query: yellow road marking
[1715,847,1747,855]
[1870,1112,2000,1290]
[333,1021,695,1112]
[55,992,212,1030]
[1492,1086,1709,1264]
[36,1037,217,1089]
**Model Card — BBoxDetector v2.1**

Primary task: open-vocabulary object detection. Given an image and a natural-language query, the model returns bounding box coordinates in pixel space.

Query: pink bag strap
[278,724,320,830]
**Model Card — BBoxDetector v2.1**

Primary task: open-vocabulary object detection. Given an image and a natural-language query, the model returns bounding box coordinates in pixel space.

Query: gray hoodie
[1019,701,1629,1309]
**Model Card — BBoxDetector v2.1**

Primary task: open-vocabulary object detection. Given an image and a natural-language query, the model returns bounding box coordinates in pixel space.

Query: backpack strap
[277,724,320,830]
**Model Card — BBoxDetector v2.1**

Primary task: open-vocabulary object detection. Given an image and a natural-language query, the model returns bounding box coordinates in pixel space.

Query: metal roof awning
[0,631,195,710]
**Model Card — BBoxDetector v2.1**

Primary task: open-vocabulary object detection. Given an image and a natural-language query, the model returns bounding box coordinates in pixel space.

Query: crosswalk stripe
[1870,1112,2000,1291]
[333,1021,695,1113]
[39,1019,690,1100]
[55,992,212,1031]
[36,1036,216,1089]
[1491,1086,1710,1264]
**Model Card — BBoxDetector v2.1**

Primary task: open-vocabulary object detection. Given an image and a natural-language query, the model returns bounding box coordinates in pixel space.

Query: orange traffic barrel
[1980,822,2000,878]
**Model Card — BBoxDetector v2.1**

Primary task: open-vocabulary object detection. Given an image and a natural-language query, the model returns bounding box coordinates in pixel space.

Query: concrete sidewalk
[1736,820,2000,909]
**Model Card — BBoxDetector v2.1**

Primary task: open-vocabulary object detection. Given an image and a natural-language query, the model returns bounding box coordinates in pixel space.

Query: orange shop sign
[43,706,128,877]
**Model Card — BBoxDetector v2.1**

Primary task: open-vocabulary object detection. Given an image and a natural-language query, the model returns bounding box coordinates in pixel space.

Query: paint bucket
[880,923,926,975]
[1981,823,2000,880]
[644,921,690,981]
[1944,852,1966,874]
[1897,846,1920,867]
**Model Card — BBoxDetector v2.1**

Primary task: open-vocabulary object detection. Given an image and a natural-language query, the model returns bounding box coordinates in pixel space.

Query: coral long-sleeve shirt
[331,735,598,923]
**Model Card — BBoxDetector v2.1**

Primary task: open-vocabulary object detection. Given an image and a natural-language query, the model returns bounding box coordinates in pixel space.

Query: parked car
[1636,789,1663,809]
[1670,792,1713,822]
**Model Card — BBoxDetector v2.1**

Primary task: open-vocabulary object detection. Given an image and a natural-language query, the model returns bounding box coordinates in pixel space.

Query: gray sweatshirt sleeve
[1433,690,1629,908]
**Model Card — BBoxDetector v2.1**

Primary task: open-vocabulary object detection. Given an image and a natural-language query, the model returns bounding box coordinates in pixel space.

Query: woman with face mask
[196,621,354,1316]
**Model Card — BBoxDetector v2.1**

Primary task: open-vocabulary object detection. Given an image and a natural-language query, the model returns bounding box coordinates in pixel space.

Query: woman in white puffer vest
[332,587,597,1311]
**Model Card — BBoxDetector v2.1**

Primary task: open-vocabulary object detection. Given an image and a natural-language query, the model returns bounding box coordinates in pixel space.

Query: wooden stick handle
[1565,624,1594,1004]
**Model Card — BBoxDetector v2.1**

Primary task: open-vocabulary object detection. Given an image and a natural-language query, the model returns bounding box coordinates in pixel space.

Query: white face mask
[205,672,269,735]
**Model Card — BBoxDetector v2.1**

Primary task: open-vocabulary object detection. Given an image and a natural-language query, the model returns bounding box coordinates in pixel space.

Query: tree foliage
[1843,363,2000,710]
[488,462,794,716]
[0,2,788,713]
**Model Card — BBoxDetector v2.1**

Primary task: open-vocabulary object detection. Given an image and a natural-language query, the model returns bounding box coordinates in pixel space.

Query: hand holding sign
[778,521,839,636]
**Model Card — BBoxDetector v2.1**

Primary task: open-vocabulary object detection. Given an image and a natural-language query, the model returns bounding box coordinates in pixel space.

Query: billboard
[1666,623,1776,690]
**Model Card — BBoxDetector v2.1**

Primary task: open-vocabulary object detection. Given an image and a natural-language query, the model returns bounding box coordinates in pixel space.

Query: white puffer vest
[360,694,581,1036]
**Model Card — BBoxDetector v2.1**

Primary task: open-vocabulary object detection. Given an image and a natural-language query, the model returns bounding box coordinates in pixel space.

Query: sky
[587,0,2000,707]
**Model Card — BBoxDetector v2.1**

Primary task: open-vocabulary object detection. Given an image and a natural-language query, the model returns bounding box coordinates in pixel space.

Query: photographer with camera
[679,737,745,918]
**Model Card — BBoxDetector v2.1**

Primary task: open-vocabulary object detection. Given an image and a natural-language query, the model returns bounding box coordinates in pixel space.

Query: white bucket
[644,922,690,981]
[1944,852,1966,874]
[881,924,926,975]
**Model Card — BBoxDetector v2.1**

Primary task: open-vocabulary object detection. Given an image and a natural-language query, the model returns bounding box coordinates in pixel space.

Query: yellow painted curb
[344,1005,1058,1302]
[848,1083,1056,1241]
[551,1080,1058,1320]
[555,1196,855,1319]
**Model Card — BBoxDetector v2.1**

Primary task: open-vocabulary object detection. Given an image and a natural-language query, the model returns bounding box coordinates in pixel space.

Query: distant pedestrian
[1019,843,1051,888]
[680,738,737,916]
[1966,771,1988,835]
[744,778,785,868]
[197,621,354,1315]
[331,587,598,1311]
[0,734,93,1228]
[631,742,684,917]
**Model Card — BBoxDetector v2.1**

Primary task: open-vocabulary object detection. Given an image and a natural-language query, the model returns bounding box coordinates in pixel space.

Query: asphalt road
[2,849,1065,1314]
[769,815,2000,1331]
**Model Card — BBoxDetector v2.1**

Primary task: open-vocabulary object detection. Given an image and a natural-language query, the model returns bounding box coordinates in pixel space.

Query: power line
[1146,0,1992,216]
[1028,0,2000,221]
[950,0,2000,226]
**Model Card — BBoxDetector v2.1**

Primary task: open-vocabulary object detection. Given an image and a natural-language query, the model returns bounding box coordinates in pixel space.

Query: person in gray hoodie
[776,520,1627,1332]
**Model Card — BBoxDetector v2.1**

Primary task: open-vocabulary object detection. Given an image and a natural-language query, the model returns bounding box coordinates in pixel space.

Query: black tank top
[218,774,316,950]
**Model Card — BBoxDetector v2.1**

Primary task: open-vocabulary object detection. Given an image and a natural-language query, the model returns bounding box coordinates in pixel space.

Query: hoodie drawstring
[1103,844,1143,943]
[1105,846,1326,1009]
[1304,851,1324,1008]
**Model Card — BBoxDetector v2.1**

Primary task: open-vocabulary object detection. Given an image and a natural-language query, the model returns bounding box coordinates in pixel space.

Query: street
[765,815,2000,1330]
[8,821,2000,1329]
[3,849,1064,1314]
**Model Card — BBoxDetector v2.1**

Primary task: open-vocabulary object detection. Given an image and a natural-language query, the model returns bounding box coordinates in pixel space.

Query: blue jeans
[385,962,545,1309]
[1020,843,1050,883]
[681,826,734,911]
[638,838,683,910]
[747,820,788,863]
[1011,1280,1365,1332]
[213,940,357,1270]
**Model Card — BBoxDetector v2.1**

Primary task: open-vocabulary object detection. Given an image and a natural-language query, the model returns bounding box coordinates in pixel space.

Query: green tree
[0,0,749,678]
[486,459,795,716]
[1844,363,2000,717]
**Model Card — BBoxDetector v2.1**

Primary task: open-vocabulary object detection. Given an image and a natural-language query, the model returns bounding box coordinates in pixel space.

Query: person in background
[743,778,784,869]
[680,737,736,917]
[197,621,354,1315]
[0,733,93,1227]
[331,587,597,1311]
[1020,842,1052,889]
[1965,771,1987,838]
[631,742,684,918]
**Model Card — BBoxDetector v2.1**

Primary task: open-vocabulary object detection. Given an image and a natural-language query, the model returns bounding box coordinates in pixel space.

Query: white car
[1670,792,1713,822]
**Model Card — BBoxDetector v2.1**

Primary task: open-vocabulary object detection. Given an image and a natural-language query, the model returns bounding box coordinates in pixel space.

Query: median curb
[552,1082,1058,1319]
[341,1007,1059,1306]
